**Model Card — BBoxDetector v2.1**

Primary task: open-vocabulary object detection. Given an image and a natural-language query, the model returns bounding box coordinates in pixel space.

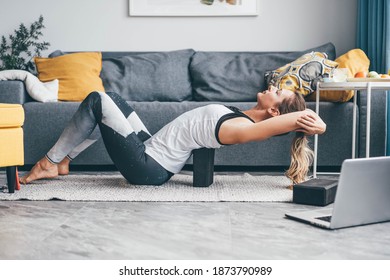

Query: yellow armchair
[0,103,24,193]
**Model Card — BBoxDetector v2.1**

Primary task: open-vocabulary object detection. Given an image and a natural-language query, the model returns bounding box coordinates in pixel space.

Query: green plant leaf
[0,15,50,71]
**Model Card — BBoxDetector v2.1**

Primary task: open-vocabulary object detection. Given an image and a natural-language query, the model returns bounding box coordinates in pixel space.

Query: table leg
[366,82,372,158]
[313,83,320,178]
[352,90,357,159]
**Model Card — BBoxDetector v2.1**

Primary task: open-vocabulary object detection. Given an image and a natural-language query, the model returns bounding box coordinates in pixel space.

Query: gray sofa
[0,43,387,172]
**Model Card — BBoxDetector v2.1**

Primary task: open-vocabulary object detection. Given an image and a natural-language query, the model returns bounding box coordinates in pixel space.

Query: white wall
[0,0,357,56]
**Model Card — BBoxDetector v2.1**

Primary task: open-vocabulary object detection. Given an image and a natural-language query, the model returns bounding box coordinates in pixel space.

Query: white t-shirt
[144,104,253,174]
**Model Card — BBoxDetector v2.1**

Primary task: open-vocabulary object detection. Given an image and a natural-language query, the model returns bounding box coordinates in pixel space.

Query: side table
[313,80,390,177]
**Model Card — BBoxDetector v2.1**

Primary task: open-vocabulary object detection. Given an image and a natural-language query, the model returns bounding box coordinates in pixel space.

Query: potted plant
[0,15,50,73]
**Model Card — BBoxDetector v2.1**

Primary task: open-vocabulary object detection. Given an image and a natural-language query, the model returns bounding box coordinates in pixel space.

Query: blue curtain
[357,0,390,155]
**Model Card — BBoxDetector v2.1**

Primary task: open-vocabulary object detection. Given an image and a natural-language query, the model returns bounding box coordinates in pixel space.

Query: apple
[354,71,367,78]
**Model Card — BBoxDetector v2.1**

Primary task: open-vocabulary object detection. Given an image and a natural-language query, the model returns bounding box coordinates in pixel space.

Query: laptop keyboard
[316,215,332,222]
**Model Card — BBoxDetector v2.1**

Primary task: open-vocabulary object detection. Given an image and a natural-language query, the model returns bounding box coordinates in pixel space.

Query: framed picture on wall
[129,0,258,17]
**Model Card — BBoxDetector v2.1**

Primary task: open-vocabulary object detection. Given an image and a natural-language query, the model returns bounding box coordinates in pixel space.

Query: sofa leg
[193,148,215,187]
[15,167,21,191]
[6,166,17,193]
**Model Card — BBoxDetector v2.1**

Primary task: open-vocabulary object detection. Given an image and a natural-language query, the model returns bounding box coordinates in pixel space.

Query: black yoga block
[193,148,215,187]
[293,178,338,206]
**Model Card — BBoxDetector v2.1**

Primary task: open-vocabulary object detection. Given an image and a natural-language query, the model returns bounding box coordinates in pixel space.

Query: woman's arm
[219,110,326,144]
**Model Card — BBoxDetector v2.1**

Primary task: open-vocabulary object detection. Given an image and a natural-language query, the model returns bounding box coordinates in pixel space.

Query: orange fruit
[381,74,390,78]
[354,71,367,78]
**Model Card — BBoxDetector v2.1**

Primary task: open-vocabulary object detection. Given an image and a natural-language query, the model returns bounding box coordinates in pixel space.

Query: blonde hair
[278,91,314,187]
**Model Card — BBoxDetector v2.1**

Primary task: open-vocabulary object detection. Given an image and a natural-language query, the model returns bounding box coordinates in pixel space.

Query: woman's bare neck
[242,107,268,123]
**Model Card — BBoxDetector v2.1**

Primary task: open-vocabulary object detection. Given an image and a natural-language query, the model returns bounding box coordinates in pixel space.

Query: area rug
[0,173,293,202]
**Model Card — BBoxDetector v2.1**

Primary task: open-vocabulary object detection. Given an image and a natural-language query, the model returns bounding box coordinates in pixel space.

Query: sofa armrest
[356,89,387,157]
[0,81,31,104]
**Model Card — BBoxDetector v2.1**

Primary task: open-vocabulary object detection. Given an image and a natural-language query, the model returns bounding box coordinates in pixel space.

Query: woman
[20,86,326,186]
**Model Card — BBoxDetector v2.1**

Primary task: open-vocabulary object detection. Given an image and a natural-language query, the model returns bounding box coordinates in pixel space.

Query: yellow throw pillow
[266,52,338,96]
[306,49,370,102]
[35,52,105,101]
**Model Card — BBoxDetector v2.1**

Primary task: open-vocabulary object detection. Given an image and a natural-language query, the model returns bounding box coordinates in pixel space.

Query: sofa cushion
[306,49,370,102]
[265,52,338,96]
[190,42,336,102]
[35,52,105,101]
[100,49,195,102]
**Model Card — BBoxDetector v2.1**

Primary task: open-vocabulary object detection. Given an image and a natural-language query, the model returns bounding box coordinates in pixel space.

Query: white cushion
[0,70,58,102]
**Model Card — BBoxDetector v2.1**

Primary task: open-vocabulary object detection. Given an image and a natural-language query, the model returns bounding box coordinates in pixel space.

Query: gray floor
[1,172,390,260]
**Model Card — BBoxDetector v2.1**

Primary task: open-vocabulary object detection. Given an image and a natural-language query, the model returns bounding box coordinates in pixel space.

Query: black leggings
[46,92,173,185]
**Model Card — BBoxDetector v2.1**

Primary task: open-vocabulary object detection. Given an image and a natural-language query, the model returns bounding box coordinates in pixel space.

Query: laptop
[285,156,390,229]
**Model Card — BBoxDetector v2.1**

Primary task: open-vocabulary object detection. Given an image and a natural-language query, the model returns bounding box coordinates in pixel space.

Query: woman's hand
[296,109,326,136]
